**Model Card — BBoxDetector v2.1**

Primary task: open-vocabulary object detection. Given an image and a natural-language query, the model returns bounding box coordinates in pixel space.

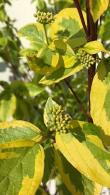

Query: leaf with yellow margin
[83,41,108,54]
[56,131,110,186]
[49,8,86,47]
[91,60,110,137]
[0,120,42,147]
[44,98,110,186]
[90,0,109,22]
[19,23,47,50]
[0,144,44,195]
[55,149,102,195]
[44,98,109,186]
[39,62,85,85]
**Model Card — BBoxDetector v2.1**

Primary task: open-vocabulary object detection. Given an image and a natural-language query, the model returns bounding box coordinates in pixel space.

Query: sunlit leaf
[90,0,109,22]
[19,24,47,50]
[91,59,110,137]
[0,120,42,147]
[49,8,86,48]
[83,41,108,54]
[56,130,110,187]
[55,149,102,195]
[0,144,44,195]
[39,62,84,85]
[44,99,110,186]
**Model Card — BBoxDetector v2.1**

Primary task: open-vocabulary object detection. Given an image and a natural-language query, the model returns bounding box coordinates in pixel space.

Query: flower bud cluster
[76,49,96,68]
[35,11,54,24]
[47,106,72,134]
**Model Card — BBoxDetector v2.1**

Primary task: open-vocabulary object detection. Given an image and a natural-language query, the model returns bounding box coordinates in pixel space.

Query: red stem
[73,0,98,122]
[73,0,89,39]
[86,0,97,121]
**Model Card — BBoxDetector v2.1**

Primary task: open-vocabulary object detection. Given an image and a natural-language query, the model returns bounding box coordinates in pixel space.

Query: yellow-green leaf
[49,40,77,68]
[39,62,85,85]
[0,120,42,147]
[19,23,47,50]
[44,98,110,186]
[37,45,59,68]
[83,41,108,54]
[55,149,102,195]
[90,0,109,22]
[91,60,110,137]
[0,93,16,121]
[55,149,83,195]
[56,132,110,186]
[10,81,44,97]
[49,8,86,42]
[0,144,44,195]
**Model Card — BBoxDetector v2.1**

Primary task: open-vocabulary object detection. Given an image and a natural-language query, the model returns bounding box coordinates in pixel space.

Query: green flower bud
[48,106,72,134]
[35,10,54,24]
[76,49,96,69]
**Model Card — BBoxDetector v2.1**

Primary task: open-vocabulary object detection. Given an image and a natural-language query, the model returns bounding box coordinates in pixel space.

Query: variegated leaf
[49,8,86,47]
[91,60,110,137]
[39,62,84,85]
[55,149,102,195]
[0,144,44,195]
[83,41,108,54]
[56,128,110,187]
[19,23,47,50]
[0,120,42,148]
[44,98,110,186]
[90,0,109,22]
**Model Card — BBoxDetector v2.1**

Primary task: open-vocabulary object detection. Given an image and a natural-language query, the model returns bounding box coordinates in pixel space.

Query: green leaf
[55,149,102,195]
[44,98,110,186]
[0,92,16,121]
[49,40,77,68]
[20,48,38,58]
[39,62,85,85]
[91,59,110,136]
[66,37,86,49]
[0,8,7,21]
[19,24,47,50]
[61,44,77,68]
[56,131,110,186]
[0,120,42,148]
[0,37,8,48]
[13,97,32,121]
[27,55,55,75]
[99,20,110,41]
[23,83,44,97]
[83,41,108,54]
[37,45,59,68]
[55,149,83,195]
[44,97,60,128]
[0,144,44,195]
[90,0,109,22]
[50,8,86,46]
[43,147,55,183]
[36,187,48,195]
[11,81,44,97]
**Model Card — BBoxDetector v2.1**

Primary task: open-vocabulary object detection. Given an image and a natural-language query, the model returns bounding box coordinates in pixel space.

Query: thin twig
[65,79,90,120]
[73,0,89,39]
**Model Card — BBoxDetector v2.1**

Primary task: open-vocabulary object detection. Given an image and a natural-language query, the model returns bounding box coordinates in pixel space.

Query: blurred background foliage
[0,1,110,193]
